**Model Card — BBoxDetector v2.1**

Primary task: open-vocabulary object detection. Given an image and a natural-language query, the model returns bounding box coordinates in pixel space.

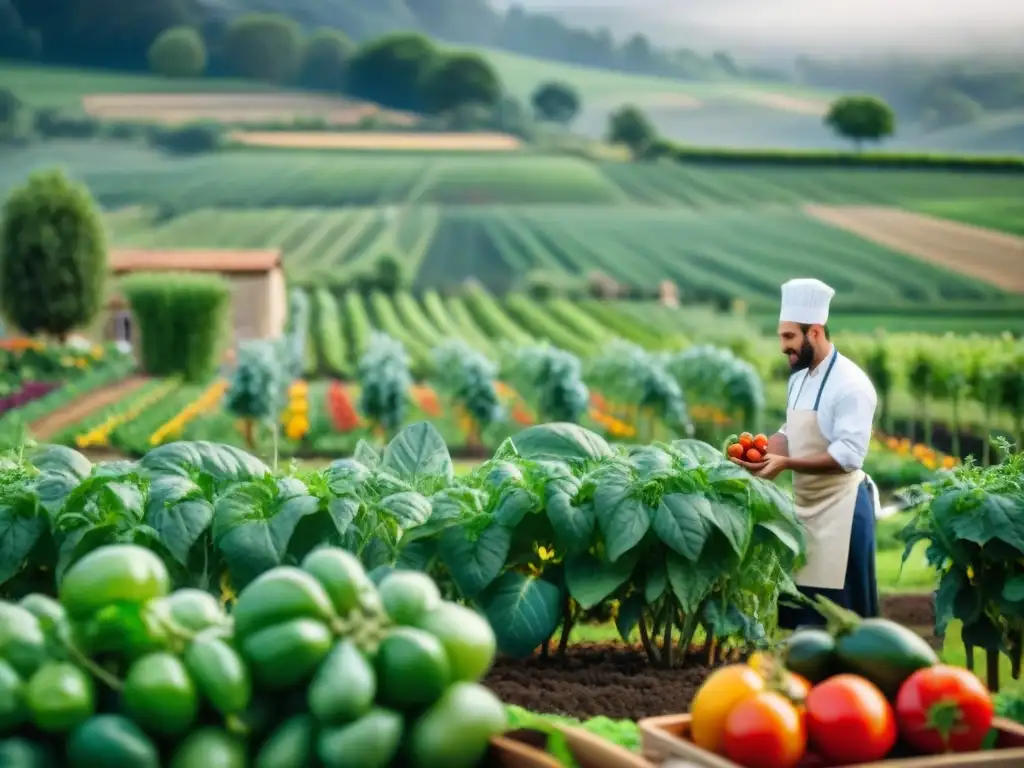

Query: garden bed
[487,594,941,721]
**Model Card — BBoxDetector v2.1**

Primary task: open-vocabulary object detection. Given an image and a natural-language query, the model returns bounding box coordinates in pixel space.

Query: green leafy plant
[358,333,412,438]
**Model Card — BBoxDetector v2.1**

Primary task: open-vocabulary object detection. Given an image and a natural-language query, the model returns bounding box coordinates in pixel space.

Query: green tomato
[0,603,47,679]
[25,662,94,733]
[317,708,404,768]
[0,659,26,732]
[60,545,170,620]
[407,682,508,768]
[66,715,160,768]
[232,568,335,640]
[374,627,450,711]
[414,602,496,682]
[241,618,333,690]
[169,728,245,768]
[122,653,198,736]
[254,714,316,768]
[183,636,251,716]
[153,589,225,634]
[308,639,376,724]
[378,571,440,626]
[0,737,55,768]
[302,547,379,617]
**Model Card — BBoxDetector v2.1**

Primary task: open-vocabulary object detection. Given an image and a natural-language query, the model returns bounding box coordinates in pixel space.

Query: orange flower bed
[878,433,958,471]
[327,381,360,432]
[410,385,442,417]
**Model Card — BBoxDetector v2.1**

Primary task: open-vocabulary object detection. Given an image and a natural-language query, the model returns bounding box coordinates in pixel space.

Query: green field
[907,198,1024,237]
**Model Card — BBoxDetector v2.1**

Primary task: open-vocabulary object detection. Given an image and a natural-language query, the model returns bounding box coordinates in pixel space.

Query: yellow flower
[942,456,957,470]
[537,546,555,561]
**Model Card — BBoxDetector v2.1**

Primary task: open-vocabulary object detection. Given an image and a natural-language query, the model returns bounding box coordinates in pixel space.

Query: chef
[731,278,880,629]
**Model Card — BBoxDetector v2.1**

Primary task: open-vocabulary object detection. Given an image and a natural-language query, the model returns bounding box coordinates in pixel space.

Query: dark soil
[484,593,944,721]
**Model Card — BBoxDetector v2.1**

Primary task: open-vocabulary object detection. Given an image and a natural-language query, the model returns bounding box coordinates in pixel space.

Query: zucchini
[782,629,837,684]
[834,618,938,697]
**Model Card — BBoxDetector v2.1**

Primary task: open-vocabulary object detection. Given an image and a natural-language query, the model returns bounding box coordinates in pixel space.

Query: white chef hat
[780,278,835,325]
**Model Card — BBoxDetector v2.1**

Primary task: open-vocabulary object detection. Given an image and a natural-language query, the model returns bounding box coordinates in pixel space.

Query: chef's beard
[788,338,815,373]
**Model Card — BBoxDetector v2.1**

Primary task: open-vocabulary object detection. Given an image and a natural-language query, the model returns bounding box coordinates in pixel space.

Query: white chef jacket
[778,346,878,473]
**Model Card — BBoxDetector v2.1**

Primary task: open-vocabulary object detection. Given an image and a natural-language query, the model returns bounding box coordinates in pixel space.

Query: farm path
[30,376,149,440]
[804,204,1024,292]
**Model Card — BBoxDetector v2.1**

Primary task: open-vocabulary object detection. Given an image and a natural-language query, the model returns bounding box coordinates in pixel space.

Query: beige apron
[787,349,863,590]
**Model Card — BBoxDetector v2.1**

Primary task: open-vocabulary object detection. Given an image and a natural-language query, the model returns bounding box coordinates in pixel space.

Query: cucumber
[834,618,939,697]
[782,629,837,684]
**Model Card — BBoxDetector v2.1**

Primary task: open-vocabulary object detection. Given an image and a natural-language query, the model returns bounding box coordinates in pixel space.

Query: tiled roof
[109,249,281,273]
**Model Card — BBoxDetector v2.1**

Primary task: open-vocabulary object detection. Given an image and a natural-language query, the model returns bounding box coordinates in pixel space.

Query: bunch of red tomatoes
[690,654,994,768]
[726,432,768,464]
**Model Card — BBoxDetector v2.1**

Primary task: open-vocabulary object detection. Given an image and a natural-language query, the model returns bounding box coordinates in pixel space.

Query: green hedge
[122,272,230,382]
[644,140,1024,172]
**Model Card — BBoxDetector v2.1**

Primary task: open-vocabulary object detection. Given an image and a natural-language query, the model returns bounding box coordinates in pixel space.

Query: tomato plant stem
[638,615,660,665]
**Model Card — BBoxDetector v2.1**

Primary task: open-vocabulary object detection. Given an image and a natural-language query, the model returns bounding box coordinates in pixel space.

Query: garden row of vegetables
[0,420,806,670]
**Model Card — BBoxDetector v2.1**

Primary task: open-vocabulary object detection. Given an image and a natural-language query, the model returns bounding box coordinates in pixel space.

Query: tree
[298,28,354,91]
[345,32,440,112]
[530,81,580,124]
[148,26,207,78]
[422,52,501,113]
[621,33,654,73]
[607,104,657,159]
[0,169,107,340]
[223,13,303,83]
[824,95,896,150]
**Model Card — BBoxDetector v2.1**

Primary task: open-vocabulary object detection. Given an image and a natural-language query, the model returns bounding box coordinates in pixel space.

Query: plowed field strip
[804,204,1024,293]
[30,376,149,440]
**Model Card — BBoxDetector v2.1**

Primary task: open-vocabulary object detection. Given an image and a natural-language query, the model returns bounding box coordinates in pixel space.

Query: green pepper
[183,635,251,717]
[0,603,47,679]
[241,618,333,690]
[302,547,380,617]
[59,545,170,621]
[25,662,94,733]
[308,639,376,724]
[0,659,26,732]
[255,714,316,768]
[122,653,198,736]
[66,715,160,768]
[169,727,245,768]
[152,589,226,635]
[232,568,336,640]
[317,707,404,768]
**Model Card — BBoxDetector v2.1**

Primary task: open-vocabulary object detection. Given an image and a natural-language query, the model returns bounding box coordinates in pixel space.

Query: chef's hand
[729,453,788,480]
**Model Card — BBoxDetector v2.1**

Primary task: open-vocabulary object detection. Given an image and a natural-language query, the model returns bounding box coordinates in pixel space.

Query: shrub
[148,123,224,154]
[0,169,107,340]
[32,109,101,139]
[298,28,353,91]
[224,13,303,83]
[148,26,207,78]
[121,272,230,381]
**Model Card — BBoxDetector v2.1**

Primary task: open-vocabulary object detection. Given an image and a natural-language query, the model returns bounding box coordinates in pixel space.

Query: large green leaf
[670,439,723,466]
[952,492,1024,555]
[545,493,594,555]
[377,492,432,530]
[652,493,711,561]
[479,573,562,658]
[381,422,453,487]
[30,445,92,481]
[593,471,650,563]
[144,475,213,566]
[438,522,511,598]
[323,459,372,495]
[493,486,538,528]
[564,549,638,609]
[666,538,729,614]
[0,496,45,587]
[141,441,269,482]
[701,500,751,557]
[510,423,611,461]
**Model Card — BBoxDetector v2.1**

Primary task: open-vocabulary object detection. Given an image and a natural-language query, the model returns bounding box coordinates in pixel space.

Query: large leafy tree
[530,81,580,124]
[824,95,896,150]
[0,169,107,340]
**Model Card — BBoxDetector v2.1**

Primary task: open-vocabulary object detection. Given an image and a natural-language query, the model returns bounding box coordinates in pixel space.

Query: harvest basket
[638,713,1024,767]
[488,724,652,767]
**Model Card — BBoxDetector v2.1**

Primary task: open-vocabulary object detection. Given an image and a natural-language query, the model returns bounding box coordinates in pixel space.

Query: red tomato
[746,448,764,463]
[727,443,745,459]
[739,432,754,450]
[754,434,769,451]
[723,691,807,768]
[895,665,993,754]
[805,675,896,764]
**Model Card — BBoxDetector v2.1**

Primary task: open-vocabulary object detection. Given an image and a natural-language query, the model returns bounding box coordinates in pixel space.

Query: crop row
[0,422,806,664]
[109,204,1017,310]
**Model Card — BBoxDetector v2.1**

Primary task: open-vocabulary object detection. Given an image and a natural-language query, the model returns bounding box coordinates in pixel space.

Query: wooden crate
[488,725,654,767]
[638,713,1024,767]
